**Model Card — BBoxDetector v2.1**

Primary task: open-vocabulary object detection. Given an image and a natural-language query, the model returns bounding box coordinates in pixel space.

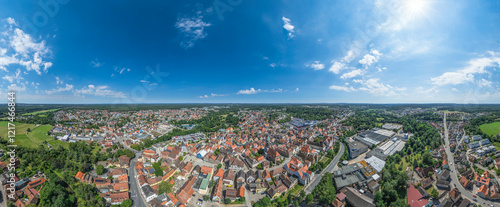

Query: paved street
[304,143,345,193]
[443,113,497,207]
[130,151,147,207]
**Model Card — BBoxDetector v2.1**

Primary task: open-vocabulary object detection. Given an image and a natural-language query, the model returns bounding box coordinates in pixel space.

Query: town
[1,104,499,207]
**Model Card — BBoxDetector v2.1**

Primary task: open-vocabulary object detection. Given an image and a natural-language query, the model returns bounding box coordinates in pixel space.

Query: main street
[304,143,345,193]
[443,113,497,207]
[129,151,147,207]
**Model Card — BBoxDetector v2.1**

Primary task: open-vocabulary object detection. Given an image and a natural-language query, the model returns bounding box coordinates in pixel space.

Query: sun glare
[404,0,429,18]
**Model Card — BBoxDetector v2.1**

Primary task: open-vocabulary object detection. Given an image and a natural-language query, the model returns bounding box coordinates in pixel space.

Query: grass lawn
[21,108,59,116]
[396,154,422,172]
[289,184,304,196]
[493,142,500,151]
[320,156,329,163]
[0,121,38,148]
[426,186,436,195]
[92,146,102,155]
[48,140,69,148]
[27,125,54,145]
[480,122,500,136]
[0,121,68,149]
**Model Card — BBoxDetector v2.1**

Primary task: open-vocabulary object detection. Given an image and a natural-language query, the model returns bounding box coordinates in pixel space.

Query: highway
[304,143,345,193]
[443,113,497,207]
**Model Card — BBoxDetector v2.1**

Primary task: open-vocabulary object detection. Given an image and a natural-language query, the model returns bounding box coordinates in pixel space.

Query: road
[304,143,345,193]
[129,151,147,207]
[443,113,497,206]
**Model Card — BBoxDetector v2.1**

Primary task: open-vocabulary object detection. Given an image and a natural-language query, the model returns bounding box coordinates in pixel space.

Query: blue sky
[0,0,499,104]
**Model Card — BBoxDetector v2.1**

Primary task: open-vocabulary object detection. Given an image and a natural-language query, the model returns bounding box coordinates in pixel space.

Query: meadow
[480,121,500,136]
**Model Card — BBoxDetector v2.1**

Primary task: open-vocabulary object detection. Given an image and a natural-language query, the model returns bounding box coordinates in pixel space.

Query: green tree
[224,198,231,204]
[96,164,104,175]
[217,164,222,169]
[430,188,439,198]
[305,193,314,204]
[158,181,173,195]
[120,199,133,207]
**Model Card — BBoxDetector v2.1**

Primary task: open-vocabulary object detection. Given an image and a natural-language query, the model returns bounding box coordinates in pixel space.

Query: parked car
[198,199,203,202]
[473,195,477,198]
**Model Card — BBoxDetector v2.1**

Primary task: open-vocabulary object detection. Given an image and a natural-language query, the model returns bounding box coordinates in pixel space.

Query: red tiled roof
[407,184,429,207]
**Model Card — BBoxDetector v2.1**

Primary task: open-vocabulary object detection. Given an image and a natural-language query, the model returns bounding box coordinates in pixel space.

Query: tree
[217,164,222,169]
[203,195,210,201]
[158,181,173,195]
[257,164,263,170]
[208,180,216,188]
[224,198,231,204]
[312,172,336,204]
[96,164,104,175]
[120,199,133,207]
[179,156,184,161]
[27,128,31,132]
[214,148,220,156]
[305,193,314,204]
[430,188,439,198]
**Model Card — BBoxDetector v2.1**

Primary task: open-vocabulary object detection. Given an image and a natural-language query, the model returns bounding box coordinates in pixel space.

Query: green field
[21,108,59,116]
[0,121,37,147]
[0,121,67,148]
[27,125,55,145]
[480,122,500,136]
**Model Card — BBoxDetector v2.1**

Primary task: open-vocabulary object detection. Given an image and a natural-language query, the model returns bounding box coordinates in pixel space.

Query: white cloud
[329,61,346,74]
[2,75,13,83]
[340,69,364,79]
[329,85,356,92]
[359,49,382,68]
[5,17,17,26]
[270,63,277,68]
[176,12,212,48]
[306,61,325,70]
[329,47,359,74]
[477,79,492,88]
[2,68,22,83]
[295,88,299,91]
[8,83,26,92]
[198,93,228,98]
[376,66,387,72]
[237,88,261,95]
[74,85,126,98]
[0,19,53,75]
[356,78,405,96]
[45,84,74,95]
[55,76,63,85]
[90,59,102,68]
[113,66,131,75]
[237,88,284,95]
[282,17,295,38]
[431,53,500,86]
